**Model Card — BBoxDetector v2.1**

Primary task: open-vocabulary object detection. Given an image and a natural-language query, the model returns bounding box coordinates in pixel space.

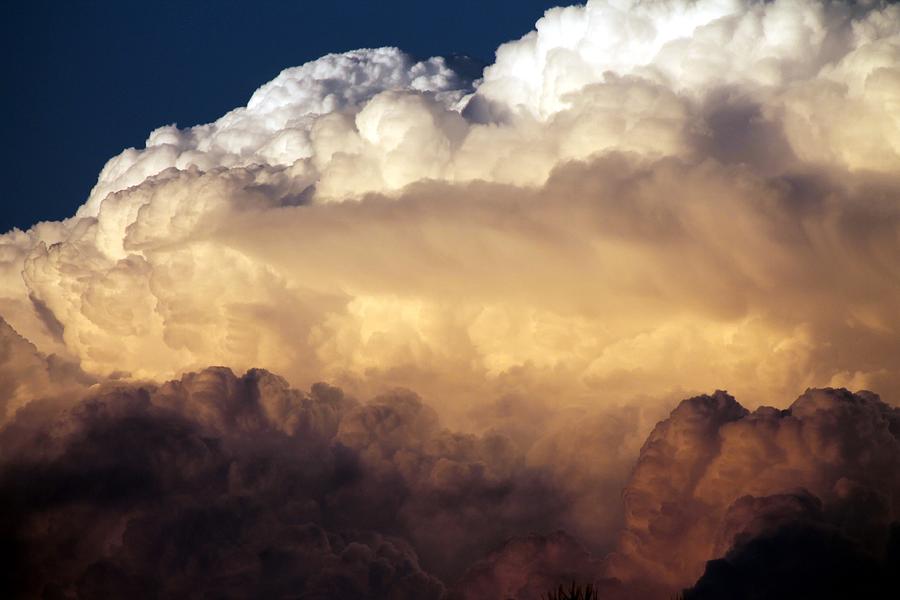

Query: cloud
[454,531,610,600]
[1,0,899,596]
[1,366,637,598]
[0,316,93,424]
[4,153,899,431]
[42,0,900,226]
[4,362,897,598]
[685,496,900,599]
[79,48,470,218]
[1,2,898,425]
[609,387,900,594]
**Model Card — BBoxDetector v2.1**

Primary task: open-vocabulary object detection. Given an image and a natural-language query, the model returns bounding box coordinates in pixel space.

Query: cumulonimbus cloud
[1,0,899,597]
[0,365,623,598]
[610,388,900,592]
[2,0,898,422]
[2,363,897,598]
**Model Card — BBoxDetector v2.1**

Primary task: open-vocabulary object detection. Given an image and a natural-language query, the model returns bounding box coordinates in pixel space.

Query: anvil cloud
[1,0,899,598]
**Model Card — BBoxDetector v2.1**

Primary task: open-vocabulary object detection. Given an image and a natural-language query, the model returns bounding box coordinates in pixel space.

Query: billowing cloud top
[2,0,899,418]
[1,2,900,596]
[80,48,470,217]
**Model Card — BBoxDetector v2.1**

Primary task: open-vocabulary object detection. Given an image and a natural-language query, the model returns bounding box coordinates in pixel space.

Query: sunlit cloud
[1,0,899,597]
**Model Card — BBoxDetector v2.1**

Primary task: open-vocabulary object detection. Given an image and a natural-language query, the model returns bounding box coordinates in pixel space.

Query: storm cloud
[2,366,898,598]
[610,388,900,596]
[0,366,604,598]
[1,0,899,597]
[1,0,898,418]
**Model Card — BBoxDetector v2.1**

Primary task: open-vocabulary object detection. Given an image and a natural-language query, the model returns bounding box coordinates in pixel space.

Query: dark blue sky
[1,0,569,233]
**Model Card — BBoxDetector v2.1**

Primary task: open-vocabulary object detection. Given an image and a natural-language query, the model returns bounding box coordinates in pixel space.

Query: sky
[1,0,564,233]
[1,1,899,598]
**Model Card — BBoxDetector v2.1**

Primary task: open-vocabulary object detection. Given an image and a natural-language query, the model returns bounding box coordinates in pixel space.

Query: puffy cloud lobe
[461,0,900,173]
[81,48,469,216]
[330,390,578,577]
[0,367,900,600]
[1,359,898,598]
[0,317,92,424]
[477,0,900,171]
[22,0,900,216]
[0,366,626,598]
[610,388,900,594]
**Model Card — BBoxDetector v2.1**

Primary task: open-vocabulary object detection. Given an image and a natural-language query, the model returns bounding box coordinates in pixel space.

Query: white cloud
[0,0,897,458]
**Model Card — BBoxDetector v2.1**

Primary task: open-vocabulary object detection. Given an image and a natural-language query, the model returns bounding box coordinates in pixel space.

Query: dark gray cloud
[453,530,613,600]
[0,367,587,598]
[2,363,899,598]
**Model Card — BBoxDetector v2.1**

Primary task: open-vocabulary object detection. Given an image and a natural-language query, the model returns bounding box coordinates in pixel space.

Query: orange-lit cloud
[2,1,899,425]
[1,0,899,597]
[611,388,900,592]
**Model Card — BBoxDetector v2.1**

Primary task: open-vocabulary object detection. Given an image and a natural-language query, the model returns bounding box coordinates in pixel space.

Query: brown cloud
[0,366,627,598]
[610,388,900,594]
